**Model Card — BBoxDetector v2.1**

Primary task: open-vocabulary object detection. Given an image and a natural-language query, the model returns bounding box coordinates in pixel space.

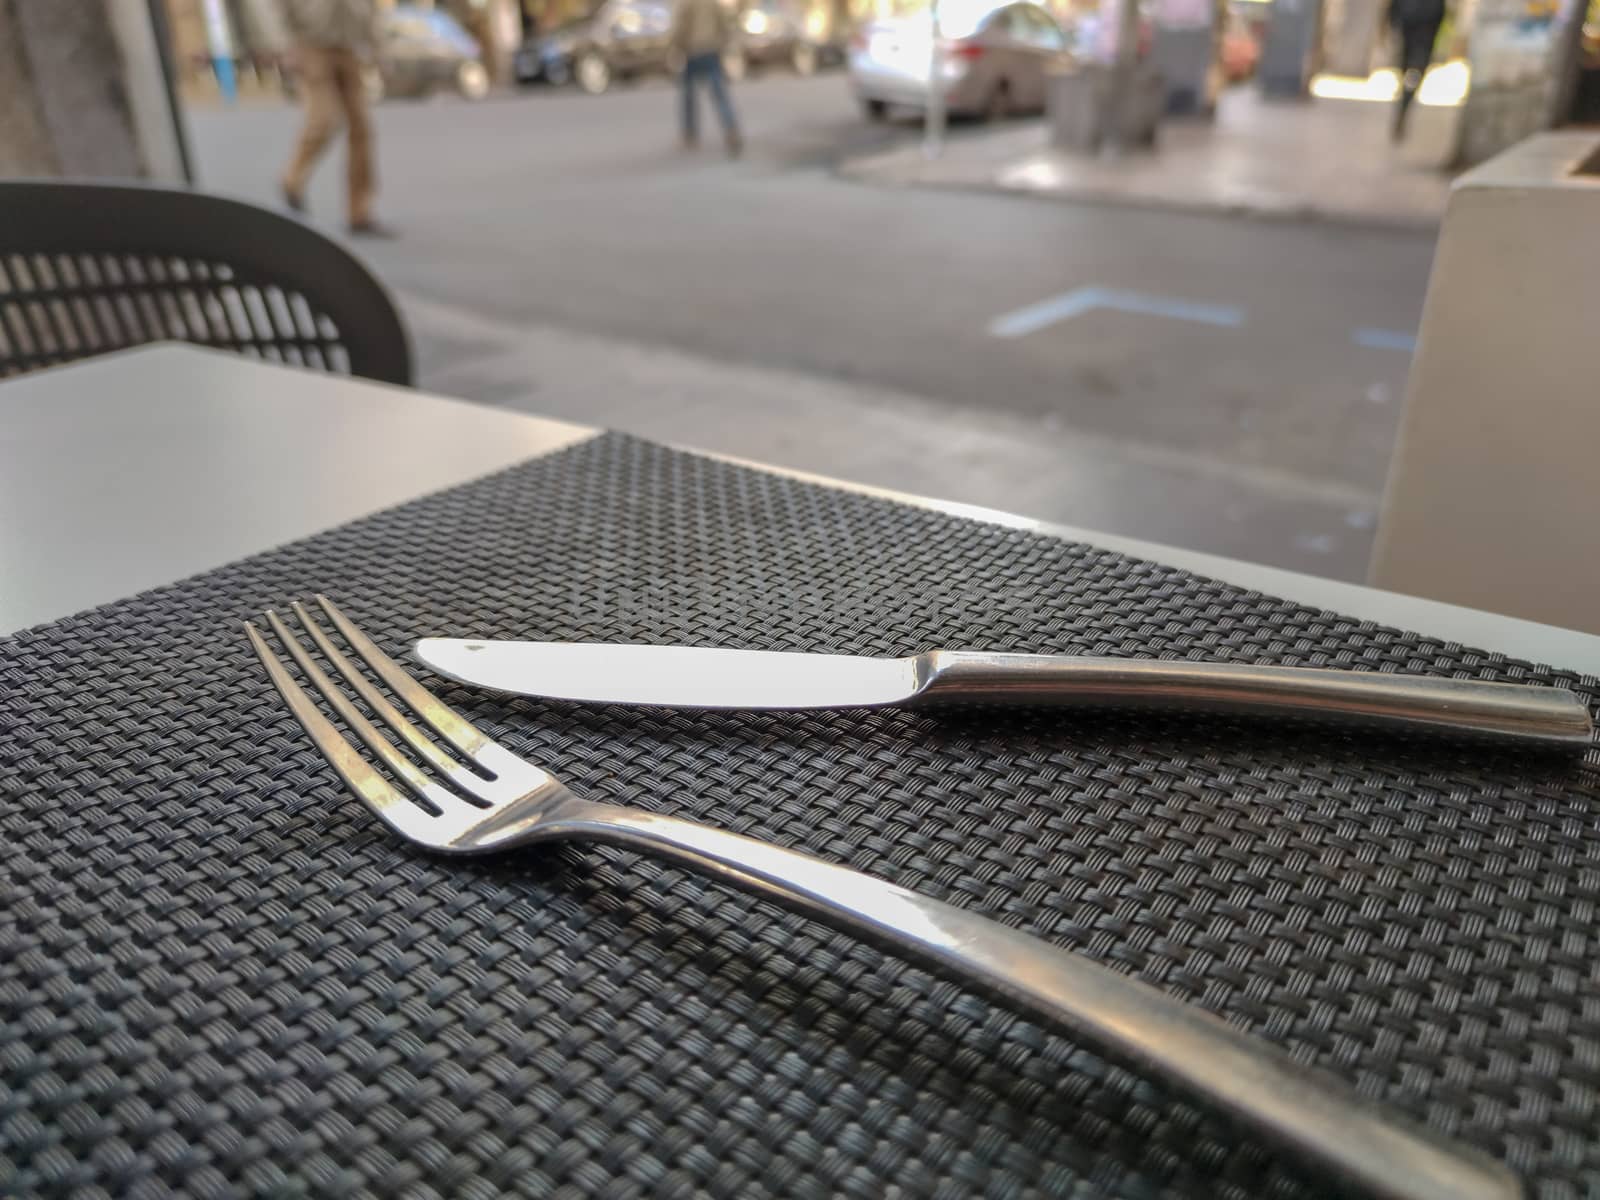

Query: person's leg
[332,49,377,227]
[704,54,741,156]
[281,45,341,207]
[681,54,702,145]
[1392,21,1435,140]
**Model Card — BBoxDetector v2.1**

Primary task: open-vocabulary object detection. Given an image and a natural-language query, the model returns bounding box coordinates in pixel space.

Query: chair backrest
[0,180,413,385]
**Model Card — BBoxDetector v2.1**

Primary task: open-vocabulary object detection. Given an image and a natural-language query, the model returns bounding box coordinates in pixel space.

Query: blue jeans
[681,52,738,141]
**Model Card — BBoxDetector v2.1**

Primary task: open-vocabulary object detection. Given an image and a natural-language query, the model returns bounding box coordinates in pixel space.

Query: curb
[834,153,1444,234]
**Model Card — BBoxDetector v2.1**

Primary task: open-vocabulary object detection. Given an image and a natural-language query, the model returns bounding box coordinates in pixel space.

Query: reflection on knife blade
[414,638,1595,748]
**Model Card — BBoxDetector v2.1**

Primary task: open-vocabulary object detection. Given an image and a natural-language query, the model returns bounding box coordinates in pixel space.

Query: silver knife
[414,639,1594,749]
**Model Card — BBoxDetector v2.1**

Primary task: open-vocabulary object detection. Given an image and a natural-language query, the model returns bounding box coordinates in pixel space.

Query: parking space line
[1352,328,1418,352]
[989,286,1246,339]
[988,287,1106,337]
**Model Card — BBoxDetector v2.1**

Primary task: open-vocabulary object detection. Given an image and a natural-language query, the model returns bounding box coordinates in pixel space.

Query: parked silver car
[373,6,491,102]
[848,0,1071,119]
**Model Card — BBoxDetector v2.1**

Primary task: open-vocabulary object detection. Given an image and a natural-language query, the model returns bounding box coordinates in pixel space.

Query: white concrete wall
[1371,132,1600,634]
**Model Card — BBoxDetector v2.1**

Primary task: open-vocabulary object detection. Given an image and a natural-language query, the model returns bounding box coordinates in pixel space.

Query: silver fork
[247,596,1520,1200]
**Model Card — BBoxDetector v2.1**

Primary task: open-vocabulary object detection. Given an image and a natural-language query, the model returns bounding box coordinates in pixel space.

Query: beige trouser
[282,45,375,225]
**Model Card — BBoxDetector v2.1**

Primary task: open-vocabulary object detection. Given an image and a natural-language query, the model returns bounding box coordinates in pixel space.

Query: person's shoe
[348,219,399,239]
[725,129,743,159]
[282,184,306,214]
[681,133,699,151]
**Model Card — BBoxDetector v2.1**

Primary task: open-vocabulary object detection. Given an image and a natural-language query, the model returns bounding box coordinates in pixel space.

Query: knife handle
[913,652,1594,749]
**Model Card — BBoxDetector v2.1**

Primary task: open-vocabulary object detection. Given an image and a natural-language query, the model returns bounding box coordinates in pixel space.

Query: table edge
[694,448,1600,678]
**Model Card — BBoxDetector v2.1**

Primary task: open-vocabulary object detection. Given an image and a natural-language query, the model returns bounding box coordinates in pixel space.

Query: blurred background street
[191,76,1433,578]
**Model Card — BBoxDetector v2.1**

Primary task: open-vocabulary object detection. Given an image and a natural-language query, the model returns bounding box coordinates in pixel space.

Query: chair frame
[0,180,413,385]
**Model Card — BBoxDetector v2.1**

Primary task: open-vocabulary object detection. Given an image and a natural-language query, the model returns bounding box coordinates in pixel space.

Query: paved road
[189,74,1437,577]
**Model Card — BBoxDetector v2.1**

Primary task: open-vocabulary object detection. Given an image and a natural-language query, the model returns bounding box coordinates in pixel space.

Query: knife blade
[414,638,1595,748]
[417,639,922,710]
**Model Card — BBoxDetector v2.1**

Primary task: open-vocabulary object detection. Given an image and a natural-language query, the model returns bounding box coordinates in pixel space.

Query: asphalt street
[188,73,1438,578]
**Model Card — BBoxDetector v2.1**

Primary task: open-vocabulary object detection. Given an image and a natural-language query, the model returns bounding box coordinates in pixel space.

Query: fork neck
[457,781,595,852]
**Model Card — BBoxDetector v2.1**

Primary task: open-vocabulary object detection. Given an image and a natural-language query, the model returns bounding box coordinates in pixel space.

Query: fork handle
[915,652,1593,748]
[555,802,1521,1200]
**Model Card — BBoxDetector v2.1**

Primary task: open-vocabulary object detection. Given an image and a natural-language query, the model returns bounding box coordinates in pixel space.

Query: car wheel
[790,42,818,76]
[456,60,490,100]
[862,97,889,121]
[982,81,1011,122]
[722,48,747,80]
[575,51,611,94]
[545,58,572,86]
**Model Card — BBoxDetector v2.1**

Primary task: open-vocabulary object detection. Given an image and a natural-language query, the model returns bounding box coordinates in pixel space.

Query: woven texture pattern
[0,250,354,380]
[4,433,1599,1199]
[1,181,413,385]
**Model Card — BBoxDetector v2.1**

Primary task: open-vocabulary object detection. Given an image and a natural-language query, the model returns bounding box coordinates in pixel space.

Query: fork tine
[314,594,505,767]
[246,620,442,839]
[289,600,491,794]
[262,609,469,814]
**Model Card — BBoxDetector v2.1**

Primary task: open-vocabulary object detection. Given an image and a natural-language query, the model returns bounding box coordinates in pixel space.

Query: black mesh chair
[0,180,413,385]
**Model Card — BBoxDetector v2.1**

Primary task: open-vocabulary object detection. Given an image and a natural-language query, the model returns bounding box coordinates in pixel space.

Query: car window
[423,9,480,51]
[1015,4,1064,48]
[977,6,1016,35]
[385,14,435,40]
[606,1,647,31]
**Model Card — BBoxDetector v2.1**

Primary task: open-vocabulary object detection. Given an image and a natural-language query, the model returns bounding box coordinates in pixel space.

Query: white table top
[0,346,591,636]
[5,344,1599,677]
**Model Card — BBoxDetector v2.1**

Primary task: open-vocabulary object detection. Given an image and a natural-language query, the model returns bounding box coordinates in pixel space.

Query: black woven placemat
[4,432,1599,1200]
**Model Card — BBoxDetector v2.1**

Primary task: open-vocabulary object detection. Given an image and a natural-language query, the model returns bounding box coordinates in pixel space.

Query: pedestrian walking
[279,0,395,235]
[671,0,743,157]
[1387,0,1446,141]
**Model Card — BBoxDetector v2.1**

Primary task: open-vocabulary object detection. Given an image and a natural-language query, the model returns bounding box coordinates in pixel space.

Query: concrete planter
[1047,63,1165,153]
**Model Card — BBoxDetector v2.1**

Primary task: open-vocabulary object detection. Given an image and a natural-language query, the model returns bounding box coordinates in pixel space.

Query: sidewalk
[402,291,1384,582]
[839,87,1457,229]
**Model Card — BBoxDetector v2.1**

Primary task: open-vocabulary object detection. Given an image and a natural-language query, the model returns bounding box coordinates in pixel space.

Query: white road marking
[1352,328,1417,352]
[989,286,1246,339]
